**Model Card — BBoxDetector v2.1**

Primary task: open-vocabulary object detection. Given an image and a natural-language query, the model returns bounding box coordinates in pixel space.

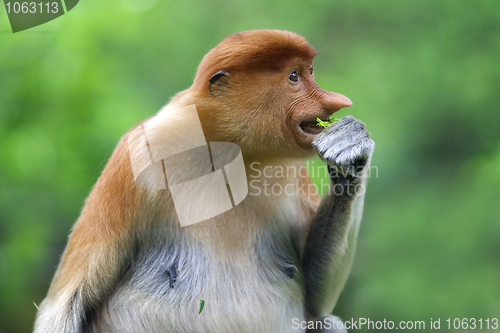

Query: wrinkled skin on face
[182,30,352,160]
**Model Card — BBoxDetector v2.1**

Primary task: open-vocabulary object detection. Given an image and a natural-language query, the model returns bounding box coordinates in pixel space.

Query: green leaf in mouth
[316,117,341,129]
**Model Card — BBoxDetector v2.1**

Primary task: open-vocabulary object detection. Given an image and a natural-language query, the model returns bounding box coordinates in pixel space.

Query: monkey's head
[187,29,352,160]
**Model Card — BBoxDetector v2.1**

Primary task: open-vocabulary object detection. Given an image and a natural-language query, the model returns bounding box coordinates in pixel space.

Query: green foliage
[1,1,499,332]
[316,116,340,129]
[199,299,205,314]
[317,118,331,129]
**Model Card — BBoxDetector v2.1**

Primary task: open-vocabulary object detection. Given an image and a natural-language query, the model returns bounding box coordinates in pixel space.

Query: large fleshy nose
[322,91,353,113]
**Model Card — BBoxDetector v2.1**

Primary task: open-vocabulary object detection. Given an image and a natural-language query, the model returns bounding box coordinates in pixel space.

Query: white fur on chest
[94,198,309,333]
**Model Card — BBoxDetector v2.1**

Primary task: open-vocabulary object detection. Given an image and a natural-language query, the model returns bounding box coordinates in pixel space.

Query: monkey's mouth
[299,117,330,135]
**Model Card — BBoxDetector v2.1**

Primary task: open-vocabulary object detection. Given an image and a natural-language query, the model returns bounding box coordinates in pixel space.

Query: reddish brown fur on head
[185,29,352,161]
[192,30,317,93]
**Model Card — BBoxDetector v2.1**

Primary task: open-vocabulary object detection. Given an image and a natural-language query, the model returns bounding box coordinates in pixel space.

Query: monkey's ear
[209,70,230,96]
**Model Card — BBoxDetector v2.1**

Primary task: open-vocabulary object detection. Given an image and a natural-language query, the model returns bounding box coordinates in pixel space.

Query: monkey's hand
[312,116,374,191]
[303,116,374,321]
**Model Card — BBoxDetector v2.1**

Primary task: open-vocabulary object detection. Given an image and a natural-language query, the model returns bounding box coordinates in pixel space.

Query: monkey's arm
[302,116,374,319]
[34,137,140,333]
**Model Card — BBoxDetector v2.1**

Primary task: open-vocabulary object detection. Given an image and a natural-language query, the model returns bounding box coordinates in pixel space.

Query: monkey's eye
[310,65,313,75]
[288,70,299,83]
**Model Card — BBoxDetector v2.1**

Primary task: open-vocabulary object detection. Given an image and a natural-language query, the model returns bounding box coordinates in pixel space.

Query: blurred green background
[1,0,499,332]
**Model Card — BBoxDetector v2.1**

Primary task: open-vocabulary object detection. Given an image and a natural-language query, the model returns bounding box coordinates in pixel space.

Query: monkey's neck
[179,160,313,263]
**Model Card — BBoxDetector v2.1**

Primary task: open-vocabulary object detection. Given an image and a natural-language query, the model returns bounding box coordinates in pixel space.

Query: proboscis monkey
[34,30,374,333]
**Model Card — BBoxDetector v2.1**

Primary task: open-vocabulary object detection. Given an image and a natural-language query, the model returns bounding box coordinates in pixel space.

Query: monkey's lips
[299,117,330,136]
